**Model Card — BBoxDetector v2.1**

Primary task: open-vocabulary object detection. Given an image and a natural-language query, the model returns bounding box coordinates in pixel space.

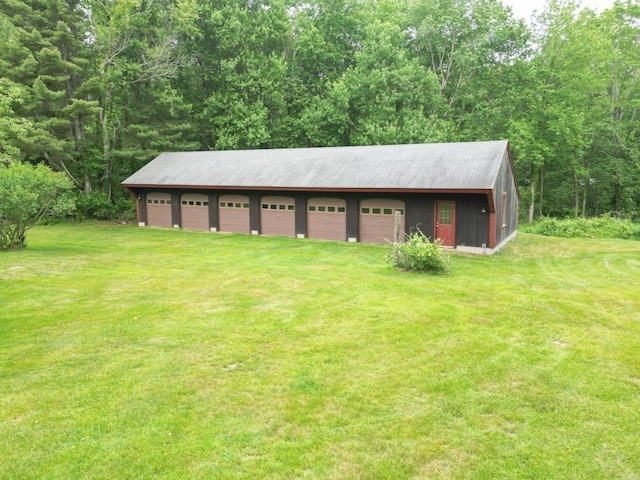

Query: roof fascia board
[122,184,493,196]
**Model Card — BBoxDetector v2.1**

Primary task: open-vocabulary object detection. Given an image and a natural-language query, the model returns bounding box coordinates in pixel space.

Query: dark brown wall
[404,196,434,238]
[294,195,306,237]
[134,188,496,248]
[171,192,181,227]
[208,192,218,230]
[249,193,260,233]
[404,194,489,247]
[346,196,360,240]
[137,190,147,224]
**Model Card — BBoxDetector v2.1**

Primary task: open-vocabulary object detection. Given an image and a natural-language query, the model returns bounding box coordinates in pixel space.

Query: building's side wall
[133,189,494,251]
[493,151,519,248]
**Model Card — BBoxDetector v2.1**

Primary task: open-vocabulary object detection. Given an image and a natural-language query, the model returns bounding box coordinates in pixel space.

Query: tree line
[1,0,639,221]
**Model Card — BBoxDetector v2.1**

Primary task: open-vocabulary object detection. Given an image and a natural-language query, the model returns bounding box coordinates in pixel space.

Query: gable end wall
[493,150,519,247]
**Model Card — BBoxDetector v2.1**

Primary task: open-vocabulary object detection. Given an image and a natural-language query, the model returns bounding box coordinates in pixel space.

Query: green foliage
[0,162,75,249]
[0,0,639,221]
[0,80,30,165]
[387,229,450,273]
[520,215,640,241]
[75,191,114,220]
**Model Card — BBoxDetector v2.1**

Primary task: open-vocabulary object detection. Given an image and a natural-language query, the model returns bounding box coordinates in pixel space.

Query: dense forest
[0,0,639,221]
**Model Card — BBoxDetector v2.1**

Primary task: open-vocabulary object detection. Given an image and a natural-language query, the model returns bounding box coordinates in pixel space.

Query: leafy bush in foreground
[520,216,640,241]
[387,230,450,273]
[0,162,75,250]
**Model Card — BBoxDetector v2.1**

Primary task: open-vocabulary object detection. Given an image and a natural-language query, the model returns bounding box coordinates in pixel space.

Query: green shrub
[0,162,75,249]
[387,229,450,273]
[520,215,640,240]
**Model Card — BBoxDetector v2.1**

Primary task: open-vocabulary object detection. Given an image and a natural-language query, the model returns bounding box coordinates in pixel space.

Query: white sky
[502,0,617,20]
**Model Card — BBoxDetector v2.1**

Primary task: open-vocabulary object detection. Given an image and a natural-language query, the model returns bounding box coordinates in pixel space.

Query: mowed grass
[1,224,640,479]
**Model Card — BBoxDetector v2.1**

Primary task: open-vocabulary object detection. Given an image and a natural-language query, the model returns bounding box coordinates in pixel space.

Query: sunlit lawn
[1,223,639,479]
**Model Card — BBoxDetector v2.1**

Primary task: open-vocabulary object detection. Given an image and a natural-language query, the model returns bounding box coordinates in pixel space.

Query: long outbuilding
[122,140,519,254]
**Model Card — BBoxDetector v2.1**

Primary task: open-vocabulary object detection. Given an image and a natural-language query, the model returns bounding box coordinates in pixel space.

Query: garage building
[122,140,519,254]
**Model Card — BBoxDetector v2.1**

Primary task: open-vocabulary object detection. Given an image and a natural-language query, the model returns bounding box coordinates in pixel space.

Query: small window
[262,204,268,209]
[337,207,346,213]
[396,209,404,215]
[383,208,392,215]
[372,208,381,214]
[203,201,208,206]
[287,205,294,211]
[160,200,166,204]
[167,200,172,205]
[147,199,152,204]
[270,204,277,210]
[235,202,241,208]
[328,206,336,212]
[195,201,201,206]
[242,203,249,209]
[220,202,225,208]
[153,199,159,204]
[361,207,370,214]
[278,204,286,210]
[227,202,234,207]
[318,206,326,212]
[189,201,194,206]
[181,200,187,205]
[308,205,316,212]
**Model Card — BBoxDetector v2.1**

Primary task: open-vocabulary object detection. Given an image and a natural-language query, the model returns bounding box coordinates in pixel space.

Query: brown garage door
[359,199,405,243]
[307,198,346,241]
[260,196,295,237]
[218,195,250,234]
[146,192,172,228]
[180,193,209,230]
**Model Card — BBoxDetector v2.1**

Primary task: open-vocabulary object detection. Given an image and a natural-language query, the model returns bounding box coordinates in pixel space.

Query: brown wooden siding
[404,194,490,248]
[295,195,307,237]
[208,193,218,230]
[346,197,359,240]
[133,187,513,251]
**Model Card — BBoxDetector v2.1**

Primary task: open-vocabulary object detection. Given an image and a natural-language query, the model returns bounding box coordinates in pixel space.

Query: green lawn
[1,224,639,479]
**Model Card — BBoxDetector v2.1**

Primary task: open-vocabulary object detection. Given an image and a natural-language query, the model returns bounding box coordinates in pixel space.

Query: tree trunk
[528,179,535,223]
[574,173,580,217]
[538,166,544,217]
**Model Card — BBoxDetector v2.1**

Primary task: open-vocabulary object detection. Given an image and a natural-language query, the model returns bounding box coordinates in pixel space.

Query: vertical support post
[394,210,402,243]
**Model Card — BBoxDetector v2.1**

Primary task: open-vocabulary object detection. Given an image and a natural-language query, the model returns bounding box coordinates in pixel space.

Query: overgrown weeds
[387,229,450,273]
[520,215,640,240]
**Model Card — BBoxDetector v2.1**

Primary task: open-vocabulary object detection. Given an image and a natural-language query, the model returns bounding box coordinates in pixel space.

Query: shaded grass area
[1,224,640,479]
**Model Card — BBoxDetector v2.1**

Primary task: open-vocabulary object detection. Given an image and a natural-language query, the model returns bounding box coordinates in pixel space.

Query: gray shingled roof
[122,140,509,191]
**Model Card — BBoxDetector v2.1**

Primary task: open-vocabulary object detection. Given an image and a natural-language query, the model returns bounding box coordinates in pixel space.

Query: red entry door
[435,202,455,247]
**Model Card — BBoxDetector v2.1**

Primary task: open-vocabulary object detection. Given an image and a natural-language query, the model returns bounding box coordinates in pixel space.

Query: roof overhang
[123,184,498,212]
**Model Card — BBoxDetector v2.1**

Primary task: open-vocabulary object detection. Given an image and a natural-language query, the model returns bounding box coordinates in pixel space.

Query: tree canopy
[1,0,639,220]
